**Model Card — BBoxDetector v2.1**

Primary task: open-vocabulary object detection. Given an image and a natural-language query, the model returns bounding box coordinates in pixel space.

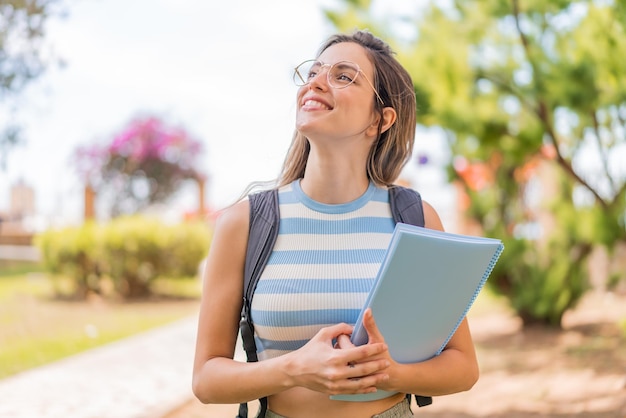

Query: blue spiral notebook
[331,222,504,401]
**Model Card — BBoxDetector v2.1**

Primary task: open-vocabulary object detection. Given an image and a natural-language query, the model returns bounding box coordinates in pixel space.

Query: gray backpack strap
[242,189,280,325]
[238,189,279,418]
[389,185,425,227]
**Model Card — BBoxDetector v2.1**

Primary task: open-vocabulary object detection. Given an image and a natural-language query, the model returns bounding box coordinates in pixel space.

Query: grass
[0,261,201,379]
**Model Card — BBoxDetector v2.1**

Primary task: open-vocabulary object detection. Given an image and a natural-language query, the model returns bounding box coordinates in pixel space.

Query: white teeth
[304,100,329,110]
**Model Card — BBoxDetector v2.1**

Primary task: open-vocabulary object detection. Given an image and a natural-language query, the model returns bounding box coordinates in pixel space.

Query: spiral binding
[434,243,505,356]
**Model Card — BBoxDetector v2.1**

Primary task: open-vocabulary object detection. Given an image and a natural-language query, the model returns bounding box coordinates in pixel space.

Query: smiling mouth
[303,100,330,110]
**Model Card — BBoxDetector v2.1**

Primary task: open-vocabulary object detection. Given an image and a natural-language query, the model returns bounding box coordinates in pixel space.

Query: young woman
[192,30,479,418]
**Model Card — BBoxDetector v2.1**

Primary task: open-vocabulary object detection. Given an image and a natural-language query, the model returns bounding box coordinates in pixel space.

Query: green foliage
[34,217,211,299]
[491,228,591,328]
[34,221,104,297]
[100,217,166,298]
[326,0,626,327]
[473,160,596,327]
[160,220,212,277]
[0,0,63,168]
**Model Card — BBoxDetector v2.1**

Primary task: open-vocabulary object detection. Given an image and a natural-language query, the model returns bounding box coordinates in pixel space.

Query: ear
[379,107,397,134]
[366,107,397,137]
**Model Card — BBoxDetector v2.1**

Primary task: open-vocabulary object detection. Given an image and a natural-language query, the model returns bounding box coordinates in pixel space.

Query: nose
[308,64,330,91]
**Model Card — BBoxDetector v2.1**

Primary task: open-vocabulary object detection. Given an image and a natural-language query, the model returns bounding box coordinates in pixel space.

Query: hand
[284,322,390,395]
[333,309,396,390]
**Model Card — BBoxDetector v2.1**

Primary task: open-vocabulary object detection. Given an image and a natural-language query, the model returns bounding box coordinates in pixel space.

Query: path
[0,316,198,418]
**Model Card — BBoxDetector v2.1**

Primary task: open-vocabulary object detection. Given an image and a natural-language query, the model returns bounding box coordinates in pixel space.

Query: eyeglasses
[293,59,384,106]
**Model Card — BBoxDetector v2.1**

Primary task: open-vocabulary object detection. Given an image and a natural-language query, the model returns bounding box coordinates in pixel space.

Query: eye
[306,63,322,80]
[330,62,359,87]
[334,71,354,84]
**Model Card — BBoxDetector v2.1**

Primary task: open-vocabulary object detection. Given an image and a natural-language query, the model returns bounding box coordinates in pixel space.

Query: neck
[297,133,374,204]
[300,158,370,204]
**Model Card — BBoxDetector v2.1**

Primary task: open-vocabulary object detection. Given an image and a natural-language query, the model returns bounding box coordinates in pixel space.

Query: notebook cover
[331,223,504,401]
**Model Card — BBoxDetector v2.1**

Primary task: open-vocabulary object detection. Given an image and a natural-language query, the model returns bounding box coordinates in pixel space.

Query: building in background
[10,179,35,219]
[0,179,37,245]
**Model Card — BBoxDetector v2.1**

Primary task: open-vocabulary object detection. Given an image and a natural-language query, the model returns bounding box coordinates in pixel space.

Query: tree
[326,0,626,327]
[74,116,205,218]
[0,0,62,168]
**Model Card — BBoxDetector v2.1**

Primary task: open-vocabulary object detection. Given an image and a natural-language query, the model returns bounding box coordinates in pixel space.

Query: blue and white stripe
[250,180,395,360]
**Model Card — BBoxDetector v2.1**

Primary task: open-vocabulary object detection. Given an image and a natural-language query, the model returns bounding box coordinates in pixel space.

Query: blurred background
[0,0,345,226]
[1,0,625,416]
[0,0,454,230]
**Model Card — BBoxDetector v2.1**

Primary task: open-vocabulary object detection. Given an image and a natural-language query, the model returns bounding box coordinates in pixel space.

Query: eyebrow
[332,62,356,69]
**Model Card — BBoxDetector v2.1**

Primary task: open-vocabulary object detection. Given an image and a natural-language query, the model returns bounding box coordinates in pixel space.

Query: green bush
[485,180,597,328]
[34,222,104,298]
[490,235,589,327]
[161,220,212,277]
[34,217,211,299]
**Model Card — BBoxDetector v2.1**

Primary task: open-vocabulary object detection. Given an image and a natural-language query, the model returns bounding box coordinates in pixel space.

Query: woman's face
[295,42,380,143]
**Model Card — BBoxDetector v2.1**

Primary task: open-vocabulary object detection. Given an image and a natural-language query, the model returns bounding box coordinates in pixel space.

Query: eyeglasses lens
[294,61,359,89]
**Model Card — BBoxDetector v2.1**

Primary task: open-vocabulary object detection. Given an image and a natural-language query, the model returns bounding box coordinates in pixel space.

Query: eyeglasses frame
[294,59,385,106]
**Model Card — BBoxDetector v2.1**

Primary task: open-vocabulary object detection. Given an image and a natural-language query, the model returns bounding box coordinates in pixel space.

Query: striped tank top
[250,179,395,360]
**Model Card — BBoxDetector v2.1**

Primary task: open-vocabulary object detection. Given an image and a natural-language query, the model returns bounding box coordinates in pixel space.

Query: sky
[0,0,456,230]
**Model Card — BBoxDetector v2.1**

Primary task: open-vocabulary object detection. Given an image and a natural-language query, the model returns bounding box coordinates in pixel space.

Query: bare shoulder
[213,199,250,238]
[200,199,250,295]
[422,200,445,232]
[203,199,252,269]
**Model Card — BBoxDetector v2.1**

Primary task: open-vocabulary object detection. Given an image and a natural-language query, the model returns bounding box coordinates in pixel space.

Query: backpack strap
[238,189,279,418]
[238,186,432,417]
[388,185,425,227]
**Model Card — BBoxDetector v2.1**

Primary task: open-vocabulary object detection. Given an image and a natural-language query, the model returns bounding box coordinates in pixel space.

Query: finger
[343,368,390,393]
[335,334,354,349]
[346,358,390,378]
[363,308,385,344]
[316,323,354,342]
